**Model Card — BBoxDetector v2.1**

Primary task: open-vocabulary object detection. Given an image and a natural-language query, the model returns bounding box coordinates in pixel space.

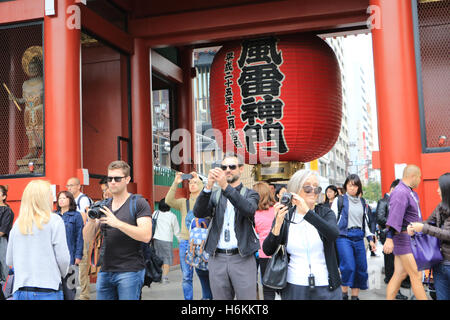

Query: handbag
[142,243,163,287]
[410,232,443,271]
[262,243,288,290]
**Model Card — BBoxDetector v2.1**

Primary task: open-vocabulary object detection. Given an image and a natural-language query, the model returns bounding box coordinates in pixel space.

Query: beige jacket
[165,178,204,241]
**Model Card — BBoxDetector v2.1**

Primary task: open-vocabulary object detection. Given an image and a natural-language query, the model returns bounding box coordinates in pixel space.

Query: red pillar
[371,0,423,199]
[176,47,195,174]
[44,0,81,187]
[131,38,154,205]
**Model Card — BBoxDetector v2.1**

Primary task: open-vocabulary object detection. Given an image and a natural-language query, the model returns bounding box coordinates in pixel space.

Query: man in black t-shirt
[83,161,152,300]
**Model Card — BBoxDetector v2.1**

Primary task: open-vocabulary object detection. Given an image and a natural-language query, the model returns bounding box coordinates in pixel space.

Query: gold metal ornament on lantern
[21,46,43,77]
[253,161,304,182]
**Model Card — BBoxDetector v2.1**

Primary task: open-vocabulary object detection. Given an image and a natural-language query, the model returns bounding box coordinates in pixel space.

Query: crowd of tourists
[0,156,449,301]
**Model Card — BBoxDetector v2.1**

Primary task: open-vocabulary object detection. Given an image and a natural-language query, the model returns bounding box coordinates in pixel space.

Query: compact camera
[280,192,293,208]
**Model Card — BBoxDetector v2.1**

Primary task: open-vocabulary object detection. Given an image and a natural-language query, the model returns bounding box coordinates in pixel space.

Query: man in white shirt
[66,177,91,300]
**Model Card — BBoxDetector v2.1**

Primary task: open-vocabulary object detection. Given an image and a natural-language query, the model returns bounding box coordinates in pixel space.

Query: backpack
[185,199,195,231]
[185,218,210,271]
[127,194,163,286]
[151,211,160,238]
[76,194,93,212]
[1,268,14,300]
[88,194,162,285]
[336,195,370,231]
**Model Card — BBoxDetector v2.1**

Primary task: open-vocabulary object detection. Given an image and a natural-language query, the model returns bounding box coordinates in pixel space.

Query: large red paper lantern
[209,35,342,164]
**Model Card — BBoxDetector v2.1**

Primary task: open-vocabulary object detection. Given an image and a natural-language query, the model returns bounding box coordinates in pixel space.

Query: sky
[340,33,379,151]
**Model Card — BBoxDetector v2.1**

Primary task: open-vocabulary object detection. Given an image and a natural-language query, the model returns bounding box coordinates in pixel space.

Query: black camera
[280,192,293,207]
[87,199,109,219]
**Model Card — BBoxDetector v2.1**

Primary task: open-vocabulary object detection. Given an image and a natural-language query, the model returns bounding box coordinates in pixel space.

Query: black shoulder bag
[262,207,295,290]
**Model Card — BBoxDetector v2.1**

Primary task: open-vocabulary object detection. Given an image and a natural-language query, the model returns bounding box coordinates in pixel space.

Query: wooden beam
[109,0,133,12]
[151,50,183,84]
[79,3,133,54]
[129,0,369,47]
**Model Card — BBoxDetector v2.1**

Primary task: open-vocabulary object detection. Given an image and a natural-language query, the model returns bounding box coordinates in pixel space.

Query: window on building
[152,89,171,168]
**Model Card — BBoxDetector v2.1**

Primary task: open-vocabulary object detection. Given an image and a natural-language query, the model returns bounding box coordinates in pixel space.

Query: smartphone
[181,173,193,180]
[211,161,222,169]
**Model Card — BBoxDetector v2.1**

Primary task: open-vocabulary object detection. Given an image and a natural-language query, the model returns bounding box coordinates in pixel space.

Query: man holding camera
[83,160,152,300]
[193,153,260,300]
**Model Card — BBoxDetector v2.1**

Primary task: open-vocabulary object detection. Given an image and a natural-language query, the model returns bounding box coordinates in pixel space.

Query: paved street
[76,243,431,300]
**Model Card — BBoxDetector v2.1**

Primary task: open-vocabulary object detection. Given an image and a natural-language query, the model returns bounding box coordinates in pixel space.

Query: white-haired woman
[263,169,342,300]
[6,180,70,300]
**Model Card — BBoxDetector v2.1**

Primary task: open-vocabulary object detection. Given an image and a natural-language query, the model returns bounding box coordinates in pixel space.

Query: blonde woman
[6,180,70,300]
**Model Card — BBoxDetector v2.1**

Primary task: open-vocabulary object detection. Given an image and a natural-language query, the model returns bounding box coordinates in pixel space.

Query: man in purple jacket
[383,165,428,300]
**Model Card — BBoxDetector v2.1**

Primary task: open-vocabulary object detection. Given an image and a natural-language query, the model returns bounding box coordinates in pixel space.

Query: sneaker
[351,296,359,300]
[401,279,411,289]
[162,277,169,284]
[342,293,348,300]
[395,292,408,300]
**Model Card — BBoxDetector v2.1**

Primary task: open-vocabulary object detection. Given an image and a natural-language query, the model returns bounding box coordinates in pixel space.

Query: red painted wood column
[371,0,424,199]
[44,0,81,187]
[176,47,195,174]
[131,38,154,205]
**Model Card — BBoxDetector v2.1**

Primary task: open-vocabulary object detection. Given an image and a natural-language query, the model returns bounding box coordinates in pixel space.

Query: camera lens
[87,207,101,220]
[87,199,108,219]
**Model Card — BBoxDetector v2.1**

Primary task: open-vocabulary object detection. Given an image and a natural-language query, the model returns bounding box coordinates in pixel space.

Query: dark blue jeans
[179,240,194,300]
[433,262,450,300]
[195,268,213,300]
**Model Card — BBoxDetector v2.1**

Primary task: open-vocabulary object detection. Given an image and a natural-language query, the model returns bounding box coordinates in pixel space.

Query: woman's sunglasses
[302,185,322,195]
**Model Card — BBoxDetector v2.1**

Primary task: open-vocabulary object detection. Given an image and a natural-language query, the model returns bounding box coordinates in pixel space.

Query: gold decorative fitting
[22,46,43,77]
[253,161,304,182]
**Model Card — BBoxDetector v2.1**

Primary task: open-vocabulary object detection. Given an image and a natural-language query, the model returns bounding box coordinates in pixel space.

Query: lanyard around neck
[298,216,312,275]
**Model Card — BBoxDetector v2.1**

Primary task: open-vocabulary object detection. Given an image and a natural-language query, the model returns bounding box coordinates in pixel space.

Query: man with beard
[193,153,260,300]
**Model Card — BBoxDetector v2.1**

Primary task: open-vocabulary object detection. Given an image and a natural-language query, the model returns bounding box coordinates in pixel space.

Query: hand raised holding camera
[291,193,310,215]
[272,202,289,236]
[175,172,183,184]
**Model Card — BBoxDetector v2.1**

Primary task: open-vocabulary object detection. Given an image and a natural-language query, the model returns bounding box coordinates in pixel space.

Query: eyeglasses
[302,185,322,195]
[107,176,127,183]
[220,164,238,171]
[66,184,78,188]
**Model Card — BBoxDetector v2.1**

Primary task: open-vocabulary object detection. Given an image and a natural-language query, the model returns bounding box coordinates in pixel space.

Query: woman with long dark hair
[324,185,339,208]
[55,191,84,300]
[331,174,376,300]
[0,185,14,283]
[408,172,450,300]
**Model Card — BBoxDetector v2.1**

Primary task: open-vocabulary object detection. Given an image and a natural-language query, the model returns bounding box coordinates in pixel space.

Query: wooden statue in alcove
[7,46,44,160]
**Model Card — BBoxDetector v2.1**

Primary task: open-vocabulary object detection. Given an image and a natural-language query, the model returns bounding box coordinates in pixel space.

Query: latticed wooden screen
[417,0,450,150]
[0,22,44,176]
